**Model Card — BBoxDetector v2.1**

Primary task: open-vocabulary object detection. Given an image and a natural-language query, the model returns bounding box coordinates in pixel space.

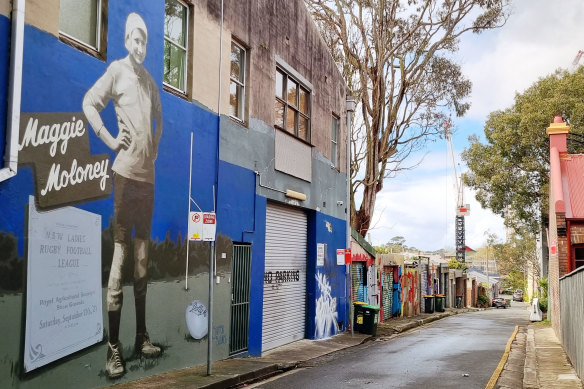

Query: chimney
[546,115,570,153]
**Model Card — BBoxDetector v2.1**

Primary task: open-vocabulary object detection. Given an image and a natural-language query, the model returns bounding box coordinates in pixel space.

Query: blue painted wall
[0,1,350,385]
[0,3,228,387]
[1,12,218,254]
[0,15,8,157]
[216,160,267,356]
[306,212,349,339]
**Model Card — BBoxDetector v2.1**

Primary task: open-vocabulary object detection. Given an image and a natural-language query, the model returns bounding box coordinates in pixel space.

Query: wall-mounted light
[285,189,307,201]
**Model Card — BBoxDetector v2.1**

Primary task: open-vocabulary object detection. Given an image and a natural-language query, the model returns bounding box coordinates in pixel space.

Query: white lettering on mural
[40,158,110,196]
[19,117,86,157]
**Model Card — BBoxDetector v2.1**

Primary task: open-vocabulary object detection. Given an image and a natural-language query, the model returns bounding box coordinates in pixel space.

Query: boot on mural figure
[82,12,163,379]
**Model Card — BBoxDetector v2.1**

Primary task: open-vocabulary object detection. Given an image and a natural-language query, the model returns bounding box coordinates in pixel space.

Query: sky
[366,0,584,252]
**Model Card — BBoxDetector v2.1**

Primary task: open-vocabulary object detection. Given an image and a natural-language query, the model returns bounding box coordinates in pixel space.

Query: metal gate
[229,244,251,355]
[382,268,393,321]
[262,203,307,351]
[352,262,364,302]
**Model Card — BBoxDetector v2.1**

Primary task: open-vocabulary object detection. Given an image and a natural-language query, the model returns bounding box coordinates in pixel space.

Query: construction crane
[445,120,470,263]
[573,50,584,67]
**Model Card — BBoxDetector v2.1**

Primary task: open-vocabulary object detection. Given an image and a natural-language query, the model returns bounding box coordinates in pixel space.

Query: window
[574,246,584,270]
[331,115,339,167]
[230,41,246,122]
[164,0,189,93]
[275,68,311,142]
[59,0,107,58]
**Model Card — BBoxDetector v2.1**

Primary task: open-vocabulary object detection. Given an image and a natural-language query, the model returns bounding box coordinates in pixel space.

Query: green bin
[435,294,445,312]
[424,295,435,313]
[360,305,379,336]
[353,302,367,332]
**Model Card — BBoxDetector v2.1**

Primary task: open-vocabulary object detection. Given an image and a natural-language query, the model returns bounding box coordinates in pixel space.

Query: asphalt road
[249,301,530,389]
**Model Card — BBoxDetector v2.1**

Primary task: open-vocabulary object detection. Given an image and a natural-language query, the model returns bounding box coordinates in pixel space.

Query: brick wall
[571,224,584,244]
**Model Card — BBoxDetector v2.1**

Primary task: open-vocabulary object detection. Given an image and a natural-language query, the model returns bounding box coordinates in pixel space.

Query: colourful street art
[315,272,338,339]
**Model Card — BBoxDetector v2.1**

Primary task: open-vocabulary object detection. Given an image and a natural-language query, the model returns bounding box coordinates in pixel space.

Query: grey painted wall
[220,116,347,221]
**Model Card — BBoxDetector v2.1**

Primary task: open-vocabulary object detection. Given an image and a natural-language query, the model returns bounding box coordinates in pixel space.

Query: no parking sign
[188,212,203,241]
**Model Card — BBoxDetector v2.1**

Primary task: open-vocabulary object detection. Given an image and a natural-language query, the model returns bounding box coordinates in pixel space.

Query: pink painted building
[547,116,584,335]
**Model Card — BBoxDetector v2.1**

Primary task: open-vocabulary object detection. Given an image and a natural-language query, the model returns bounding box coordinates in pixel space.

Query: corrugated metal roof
[562,154,584,218]
[351,228,376,257]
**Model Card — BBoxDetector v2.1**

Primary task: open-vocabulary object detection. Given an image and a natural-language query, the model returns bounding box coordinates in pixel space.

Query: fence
[559,266,584,380]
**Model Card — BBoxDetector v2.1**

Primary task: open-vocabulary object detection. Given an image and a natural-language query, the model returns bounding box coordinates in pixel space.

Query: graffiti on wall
[264,270,300,284]
[314,272,338,339]
[401,268,419,317]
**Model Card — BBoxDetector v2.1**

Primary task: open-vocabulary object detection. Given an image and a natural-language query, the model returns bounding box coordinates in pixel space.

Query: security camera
[337,200,344,206]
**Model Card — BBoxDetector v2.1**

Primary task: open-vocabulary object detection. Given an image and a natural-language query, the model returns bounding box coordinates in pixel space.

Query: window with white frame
[59,0,107,58]
[275,68,311,142]
[164,0,189,93]
[230,41,246,122]
[331,115,339,168]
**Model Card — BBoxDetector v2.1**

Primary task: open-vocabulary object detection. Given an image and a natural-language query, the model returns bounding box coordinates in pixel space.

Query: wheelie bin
[435,294,445,312]
[424,295,435,313]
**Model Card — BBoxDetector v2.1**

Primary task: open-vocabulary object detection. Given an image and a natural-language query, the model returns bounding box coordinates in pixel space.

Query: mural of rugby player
[82,12,162,379]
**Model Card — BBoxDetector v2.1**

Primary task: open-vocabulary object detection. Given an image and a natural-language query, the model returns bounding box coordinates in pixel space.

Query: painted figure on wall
[82,12,163,379]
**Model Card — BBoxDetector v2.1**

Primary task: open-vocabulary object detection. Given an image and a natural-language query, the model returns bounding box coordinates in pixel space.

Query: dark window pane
[231,43,244,81]
[276,70,284,99]
[298,115,309,141]
[299,88,309,114]
[165,0,187,46]
[230,81,242,119]
[331,117,338,142]
[60,0,99,48]
[275,100,285,128]
[287,80,298,107]
[164,40,186,90]
[287,108,297,134]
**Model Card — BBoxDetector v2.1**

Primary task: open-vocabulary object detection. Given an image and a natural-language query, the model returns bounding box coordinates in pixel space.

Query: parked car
[492,297,508,309]
[513,289,524,302]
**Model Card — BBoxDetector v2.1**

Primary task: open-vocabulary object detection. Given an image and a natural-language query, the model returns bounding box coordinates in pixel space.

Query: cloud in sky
[367,150,506,251]
[367,0,583,251]
[459,0,584,119]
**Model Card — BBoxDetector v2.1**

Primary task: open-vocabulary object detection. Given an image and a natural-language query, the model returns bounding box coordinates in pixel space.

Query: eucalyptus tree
[305,0,510,236]
[462,67,584,233]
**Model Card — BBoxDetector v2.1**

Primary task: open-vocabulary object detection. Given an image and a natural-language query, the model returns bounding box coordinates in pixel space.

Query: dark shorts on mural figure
[113,173,154,242]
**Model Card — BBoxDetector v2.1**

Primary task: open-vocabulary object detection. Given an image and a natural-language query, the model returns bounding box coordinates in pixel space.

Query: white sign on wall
[317,243,325,267]
[24,196,103,372]
[188,212,203,241]
[202,213,216,241]
[336,249,345,265]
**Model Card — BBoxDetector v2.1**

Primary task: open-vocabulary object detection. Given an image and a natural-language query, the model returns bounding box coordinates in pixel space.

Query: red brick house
[547,115,584,334]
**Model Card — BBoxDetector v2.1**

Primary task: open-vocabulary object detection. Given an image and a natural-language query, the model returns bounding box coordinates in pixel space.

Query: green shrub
[477,295,489,308]
[538,298,548,313]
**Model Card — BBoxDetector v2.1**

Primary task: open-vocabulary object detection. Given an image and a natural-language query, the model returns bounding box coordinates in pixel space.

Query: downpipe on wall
[0,0,25,182]
[207,0,224,376]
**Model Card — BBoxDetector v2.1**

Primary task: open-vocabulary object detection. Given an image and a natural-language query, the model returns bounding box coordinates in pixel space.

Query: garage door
[262,203,307,351]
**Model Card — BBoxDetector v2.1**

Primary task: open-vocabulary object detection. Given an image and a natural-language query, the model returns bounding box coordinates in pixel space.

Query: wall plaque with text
[24,196,103,372]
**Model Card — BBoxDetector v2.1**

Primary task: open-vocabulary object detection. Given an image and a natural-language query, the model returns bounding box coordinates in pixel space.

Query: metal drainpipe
[207,0,224,376]
[345,97,355,335]
[0,0,25,182]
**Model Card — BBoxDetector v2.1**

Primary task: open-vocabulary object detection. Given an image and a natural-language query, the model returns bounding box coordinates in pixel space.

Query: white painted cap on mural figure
[125,12,148,42]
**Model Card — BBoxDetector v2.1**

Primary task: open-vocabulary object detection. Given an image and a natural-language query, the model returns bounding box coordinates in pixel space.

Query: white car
[513,290,524,302]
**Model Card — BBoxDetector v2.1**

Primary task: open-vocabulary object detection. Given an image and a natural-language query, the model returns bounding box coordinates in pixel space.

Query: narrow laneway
[250,303,530,389]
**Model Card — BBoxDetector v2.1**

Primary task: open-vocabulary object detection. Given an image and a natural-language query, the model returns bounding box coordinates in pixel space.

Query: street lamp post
[346,97,355,336]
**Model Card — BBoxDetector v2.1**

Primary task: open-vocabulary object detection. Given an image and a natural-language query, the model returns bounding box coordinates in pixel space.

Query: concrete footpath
[112,308,583,389]
[500,323,582,389]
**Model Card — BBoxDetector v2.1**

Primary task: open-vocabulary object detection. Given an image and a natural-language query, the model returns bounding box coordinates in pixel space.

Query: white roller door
[262,203,307,351]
